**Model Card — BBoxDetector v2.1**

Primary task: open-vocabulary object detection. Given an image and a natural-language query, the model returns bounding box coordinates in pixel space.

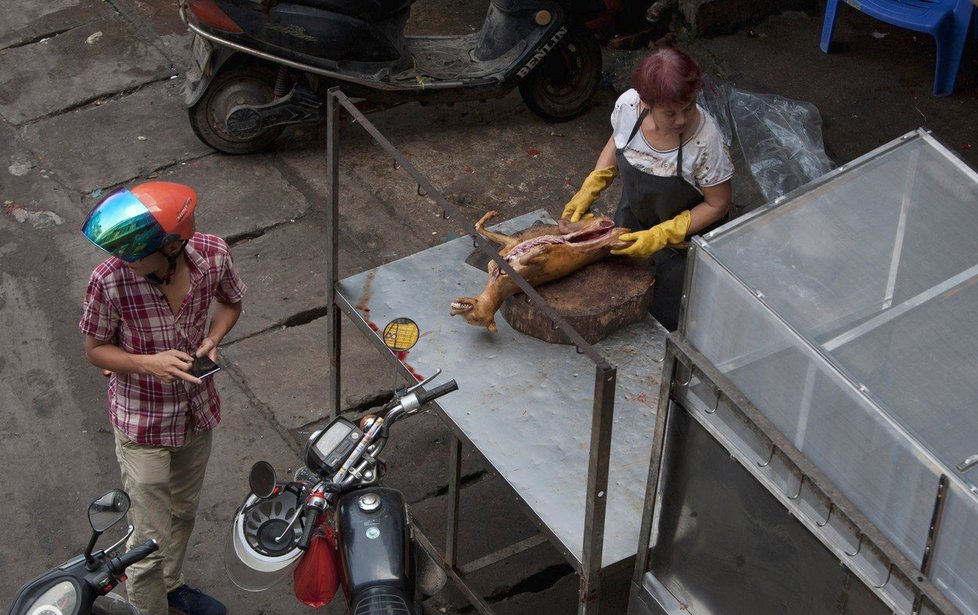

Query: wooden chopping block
[501,257,654,345]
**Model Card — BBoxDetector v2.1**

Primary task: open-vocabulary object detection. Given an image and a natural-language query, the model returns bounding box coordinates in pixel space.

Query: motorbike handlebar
[108,540,158,575]
[415,379,458,408]
[373,379,458,458]
[297,506,322,551]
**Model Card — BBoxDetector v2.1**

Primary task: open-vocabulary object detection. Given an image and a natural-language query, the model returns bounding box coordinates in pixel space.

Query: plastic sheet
[699,76,835,202]
[698,75,734,147]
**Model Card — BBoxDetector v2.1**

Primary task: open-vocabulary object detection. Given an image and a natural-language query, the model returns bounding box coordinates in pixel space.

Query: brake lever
[275,481,329,542]
[403,368,441,395]
[102,525,135,558]
[382,369,439,416]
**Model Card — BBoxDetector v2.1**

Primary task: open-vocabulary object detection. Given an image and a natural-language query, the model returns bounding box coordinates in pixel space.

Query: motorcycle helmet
[225,489,305,591]
[82,182,196,262]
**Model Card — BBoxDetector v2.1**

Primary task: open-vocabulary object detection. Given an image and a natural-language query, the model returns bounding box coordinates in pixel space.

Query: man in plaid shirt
[79,182,245,615]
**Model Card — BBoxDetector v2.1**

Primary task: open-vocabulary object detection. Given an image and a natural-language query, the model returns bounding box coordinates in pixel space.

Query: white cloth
[611,89,733,192]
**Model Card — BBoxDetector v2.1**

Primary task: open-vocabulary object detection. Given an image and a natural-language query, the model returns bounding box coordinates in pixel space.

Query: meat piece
[450,211,630,332]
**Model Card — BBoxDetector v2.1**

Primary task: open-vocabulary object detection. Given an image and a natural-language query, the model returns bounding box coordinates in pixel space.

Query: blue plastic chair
[820,0,976,96]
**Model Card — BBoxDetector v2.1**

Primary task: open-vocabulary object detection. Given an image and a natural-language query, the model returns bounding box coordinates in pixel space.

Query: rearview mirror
[88,489,130,534]
[248,461,277,499]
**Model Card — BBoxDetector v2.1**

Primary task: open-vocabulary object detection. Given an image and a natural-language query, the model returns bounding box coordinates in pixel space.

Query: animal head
[450,297,497,333]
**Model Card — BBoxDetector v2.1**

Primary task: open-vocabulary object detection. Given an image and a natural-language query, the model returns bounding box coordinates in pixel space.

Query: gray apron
[614,109,702,332]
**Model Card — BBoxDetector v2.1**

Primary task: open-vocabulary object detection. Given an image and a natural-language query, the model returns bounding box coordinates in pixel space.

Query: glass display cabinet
[631,129,978,615]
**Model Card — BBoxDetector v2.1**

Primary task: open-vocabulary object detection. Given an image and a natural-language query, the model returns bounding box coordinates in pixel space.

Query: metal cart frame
[322,88,631,614]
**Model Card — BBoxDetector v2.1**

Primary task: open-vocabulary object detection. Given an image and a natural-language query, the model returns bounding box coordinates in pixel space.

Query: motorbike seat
[285,0,414,22]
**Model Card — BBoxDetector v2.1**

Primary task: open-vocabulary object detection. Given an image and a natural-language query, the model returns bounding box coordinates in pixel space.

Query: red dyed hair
[630,47,702,107]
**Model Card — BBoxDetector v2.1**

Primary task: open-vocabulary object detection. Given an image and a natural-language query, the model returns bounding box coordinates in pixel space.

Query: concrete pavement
[2,0,977,613]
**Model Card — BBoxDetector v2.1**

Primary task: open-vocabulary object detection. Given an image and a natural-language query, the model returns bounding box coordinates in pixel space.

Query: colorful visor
[82,189,166,262]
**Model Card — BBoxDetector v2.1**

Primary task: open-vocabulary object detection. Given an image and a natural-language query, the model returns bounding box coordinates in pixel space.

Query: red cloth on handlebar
[293,518,339,607]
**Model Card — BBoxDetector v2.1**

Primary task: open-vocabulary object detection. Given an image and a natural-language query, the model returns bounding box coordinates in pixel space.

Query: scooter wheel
[518,27,602,123]
[189,64,284,154]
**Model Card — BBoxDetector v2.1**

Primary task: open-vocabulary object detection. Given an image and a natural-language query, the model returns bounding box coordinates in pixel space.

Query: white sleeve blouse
[611,89,733,193]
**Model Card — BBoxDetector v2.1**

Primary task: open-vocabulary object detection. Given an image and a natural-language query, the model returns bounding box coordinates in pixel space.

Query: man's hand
[195,337,219,362]
[84,336,203,384]
[138,349,202,384]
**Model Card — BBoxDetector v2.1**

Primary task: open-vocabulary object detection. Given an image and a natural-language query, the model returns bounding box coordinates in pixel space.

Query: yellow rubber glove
[561,166,618,222]
[611,210,691,258]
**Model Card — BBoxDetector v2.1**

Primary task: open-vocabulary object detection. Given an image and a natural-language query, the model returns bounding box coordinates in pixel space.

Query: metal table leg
[447,434,462,570]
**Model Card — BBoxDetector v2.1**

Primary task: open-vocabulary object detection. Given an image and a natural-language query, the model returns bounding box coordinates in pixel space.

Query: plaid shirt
[79,233,246,447]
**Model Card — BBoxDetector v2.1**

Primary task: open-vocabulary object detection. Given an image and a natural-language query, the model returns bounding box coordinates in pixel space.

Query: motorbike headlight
[14,578,79,615]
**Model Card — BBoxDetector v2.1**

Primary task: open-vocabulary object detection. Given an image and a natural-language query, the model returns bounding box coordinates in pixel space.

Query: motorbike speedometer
[304,416,362,477]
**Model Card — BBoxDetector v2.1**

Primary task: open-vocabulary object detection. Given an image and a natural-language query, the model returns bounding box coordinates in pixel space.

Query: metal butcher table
[333,209,666,611]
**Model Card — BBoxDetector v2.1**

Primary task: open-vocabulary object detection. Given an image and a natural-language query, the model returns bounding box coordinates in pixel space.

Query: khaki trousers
[114,428,213,615]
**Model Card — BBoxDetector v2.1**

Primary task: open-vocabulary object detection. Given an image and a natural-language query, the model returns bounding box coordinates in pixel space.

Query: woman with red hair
[562,47,732,331]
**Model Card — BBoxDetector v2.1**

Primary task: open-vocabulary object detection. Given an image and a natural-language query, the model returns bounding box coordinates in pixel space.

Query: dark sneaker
[166,585,227,615]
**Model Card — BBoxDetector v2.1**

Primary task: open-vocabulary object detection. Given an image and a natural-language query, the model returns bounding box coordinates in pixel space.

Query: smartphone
[189,356,222,379]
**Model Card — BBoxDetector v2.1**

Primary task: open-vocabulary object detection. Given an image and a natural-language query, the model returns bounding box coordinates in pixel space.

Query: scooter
[8,490,158,615]
[225,368,458,613]
[179,0,606,153]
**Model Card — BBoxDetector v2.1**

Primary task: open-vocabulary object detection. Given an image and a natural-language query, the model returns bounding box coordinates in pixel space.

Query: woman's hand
[563,137,618,222]
[562,166,618,222]
[611,210,691,259]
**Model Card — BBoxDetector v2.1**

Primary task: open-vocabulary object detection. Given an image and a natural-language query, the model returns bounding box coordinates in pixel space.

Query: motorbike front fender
[183,42,238,108]
[92,593,146,615]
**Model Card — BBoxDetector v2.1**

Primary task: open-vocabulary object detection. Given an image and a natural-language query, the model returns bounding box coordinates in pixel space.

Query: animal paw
[474,210,499,233]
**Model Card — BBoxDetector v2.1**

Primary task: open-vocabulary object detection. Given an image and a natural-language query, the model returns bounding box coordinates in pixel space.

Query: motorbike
[225,368,458,613]
[8,490,158,615]
[179,0,606,153]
